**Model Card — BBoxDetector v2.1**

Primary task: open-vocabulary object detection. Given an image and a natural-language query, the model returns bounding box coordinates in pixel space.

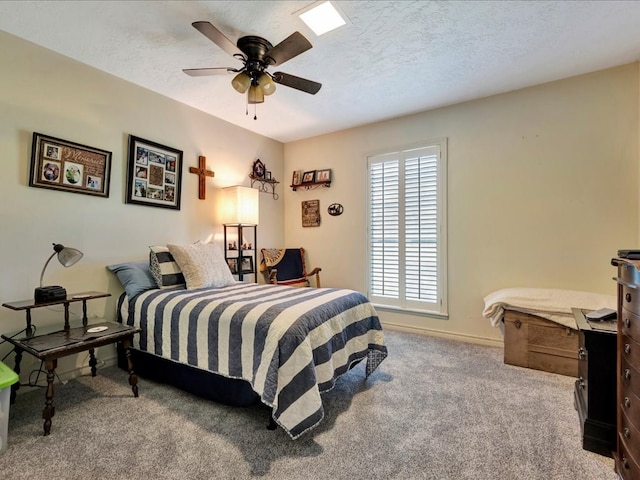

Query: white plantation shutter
[367,140,447,314]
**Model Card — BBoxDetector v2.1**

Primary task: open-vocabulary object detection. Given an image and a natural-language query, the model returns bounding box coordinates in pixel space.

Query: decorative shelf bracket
[250,175,280,200]
[290,181,331,192]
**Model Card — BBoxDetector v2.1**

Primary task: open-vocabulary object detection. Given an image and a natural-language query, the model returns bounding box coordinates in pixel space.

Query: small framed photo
[265,171,272,180]
[126,135,183,210]
[316,169,331,182]
[302,170,316,184]
[240,256,254,273]
[252,159,265,179]
[226,258,238,274]
[292,170,302,186]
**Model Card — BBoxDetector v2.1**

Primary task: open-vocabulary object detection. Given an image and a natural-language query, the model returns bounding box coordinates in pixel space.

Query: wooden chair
[260,248,321,287]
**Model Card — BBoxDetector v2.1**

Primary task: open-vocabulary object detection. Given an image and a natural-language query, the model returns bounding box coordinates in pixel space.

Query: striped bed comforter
[119,282,387,439]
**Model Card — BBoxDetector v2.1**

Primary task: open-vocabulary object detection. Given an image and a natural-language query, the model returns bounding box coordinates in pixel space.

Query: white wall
[0,32,284,377]
[284,63,640,344]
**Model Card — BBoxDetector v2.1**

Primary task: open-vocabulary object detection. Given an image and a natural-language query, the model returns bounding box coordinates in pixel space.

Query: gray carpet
[0,329,616,479]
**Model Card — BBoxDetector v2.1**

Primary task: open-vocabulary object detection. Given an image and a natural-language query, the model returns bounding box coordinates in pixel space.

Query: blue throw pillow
[106,261,158,298]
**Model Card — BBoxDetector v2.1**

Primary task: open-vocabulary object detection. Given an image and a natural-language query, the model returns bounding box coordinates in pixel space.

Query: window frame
[366,138,448,317]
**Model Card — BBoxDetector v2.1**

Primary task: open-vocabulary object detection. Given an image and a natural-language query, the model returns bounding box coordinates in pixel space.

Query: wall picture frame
[29,132,112,198]
[302,170,316,184]
[126,135,183,210]
[292,170,302,186]
[316,169,331,182]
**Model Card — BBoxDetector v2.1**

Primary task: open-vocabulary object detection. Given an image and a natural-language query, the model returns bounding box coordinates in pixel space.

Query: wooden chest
[504,309,579,376]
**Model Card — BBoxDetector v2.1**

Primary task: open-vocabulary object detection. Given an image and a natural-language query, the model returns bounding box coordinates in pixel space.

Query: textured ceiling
[1,1,640,143]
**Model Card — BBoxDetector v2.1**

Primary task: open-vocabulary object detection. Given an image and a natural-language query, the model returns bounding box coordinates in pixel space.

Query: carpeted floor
[0,329,617,479]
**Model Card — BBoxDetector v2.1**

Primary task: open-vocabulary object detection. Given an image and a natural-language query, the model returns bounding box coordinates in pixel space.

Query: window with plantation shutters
[367,139,448,315]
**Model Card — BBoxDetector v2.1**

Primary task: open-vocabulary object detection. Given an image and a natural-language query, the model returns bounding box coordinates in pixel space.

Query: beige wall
[2,29,639,373]
[284,63,640,344]
[0,32,284,376]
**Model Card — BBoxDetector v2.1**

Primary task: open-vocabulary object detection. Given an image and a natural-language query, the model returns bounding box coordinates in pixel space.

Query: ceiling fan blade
[183,67,237,77]
[265,32,312,66]
[192,21,241,57]
[272,72,322,95]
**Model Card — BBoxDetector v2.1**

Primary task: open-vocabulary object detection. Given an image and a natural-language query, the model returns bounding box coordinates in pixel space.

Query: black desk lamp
[34,243,84,302]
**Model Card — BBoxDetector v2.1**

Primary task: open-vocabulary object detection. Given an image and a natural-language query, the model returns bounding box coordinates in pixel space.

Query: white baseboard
[381,321,504,348]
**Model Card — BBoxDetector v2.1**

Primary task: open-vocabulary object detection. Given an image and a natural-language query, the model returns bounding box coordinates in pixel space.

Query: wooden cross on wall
[189,156,215,200]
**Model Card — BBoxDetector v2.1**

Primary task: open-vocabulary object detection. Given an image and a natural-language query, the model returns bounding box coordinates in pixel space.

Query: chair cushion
[261,248,306,282]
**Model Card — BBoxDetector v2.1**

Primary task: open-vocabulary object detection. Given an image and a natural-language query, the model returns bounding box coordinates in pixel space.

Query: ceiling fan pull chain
[254,103,257,121]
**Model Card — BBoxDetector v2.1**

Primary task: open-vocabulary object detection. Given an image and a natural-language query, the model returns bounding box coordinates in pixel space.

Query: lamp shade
[56,244,83,268]
[257,73,276,96]
[220,186,259,225]
[231,72,251,94]
[248,84,264,104]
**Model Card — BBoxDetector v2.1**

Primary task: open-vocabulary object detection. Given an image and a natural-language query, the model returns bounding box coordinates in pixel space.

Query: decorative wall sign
[29,132,112,198]
[302,199,321,227]
[328,203,344,216]
[126,135,183,210]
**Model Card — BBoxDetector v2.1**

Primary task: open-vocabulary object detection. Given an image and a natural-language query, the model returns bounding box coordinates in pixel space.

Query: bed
[114,279,387,439]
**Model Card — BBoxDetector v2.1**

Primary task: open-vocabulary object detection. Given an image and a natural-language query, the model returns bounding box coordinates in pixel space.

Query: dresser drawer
[621,389,640,431]
[623,335,640,372]
[618,435,640,480]
[622,358,640,400]
[621,408,640,464]
[623,285,640,315]
[620,307,640,341]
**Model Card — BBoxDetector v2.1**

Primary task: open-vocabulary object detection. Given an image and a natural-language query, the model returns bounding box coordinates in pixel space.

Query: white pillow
[167,242,235,289]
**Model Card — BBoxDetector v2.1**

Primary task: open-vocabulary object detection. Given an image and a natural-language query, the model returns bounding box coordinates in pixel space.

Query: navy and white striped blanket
[119,282,387,439]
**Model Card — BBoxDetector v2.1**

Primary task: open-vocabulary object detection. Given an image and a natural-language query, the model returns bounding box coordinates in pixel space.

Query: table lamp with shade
[34,243,84,302]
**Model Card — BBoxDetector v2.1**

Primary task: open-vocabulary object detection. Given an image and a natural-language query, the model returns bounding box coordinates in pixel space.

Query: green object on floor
[0,361,18,389]
[0,360,18,454]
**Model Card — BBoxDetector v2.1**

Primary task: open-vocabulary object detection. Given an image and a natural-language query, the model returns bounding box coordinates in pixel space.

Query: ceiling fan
[183,21,322,115]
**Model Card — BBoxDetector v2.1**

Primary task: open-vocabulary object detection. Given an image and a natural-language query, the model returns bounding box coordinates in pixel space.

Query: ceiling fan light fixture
[258,73,276,96]
[248,84,264,104]
[231,72,251,93]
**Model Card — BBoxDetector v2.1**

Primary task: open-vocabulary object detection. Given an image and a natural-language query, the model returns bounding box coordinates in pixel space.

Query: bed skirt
[116,342,260,407]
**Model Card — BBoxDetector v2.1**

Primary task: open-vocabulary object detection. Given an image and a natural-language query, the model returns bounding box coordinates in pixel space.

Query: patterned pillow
[167,242,235,289]
[149,245,186,289]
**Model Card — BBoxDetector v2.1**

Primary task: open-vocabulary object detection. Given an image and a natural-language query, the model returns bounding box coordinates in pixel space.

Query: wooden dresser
[612,258,640,478]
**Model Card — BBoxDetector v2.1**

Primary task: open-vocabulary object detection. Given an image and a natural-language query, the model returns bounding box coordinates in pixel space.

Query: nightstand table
[573,307,617,457]
[2,292,141,435]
